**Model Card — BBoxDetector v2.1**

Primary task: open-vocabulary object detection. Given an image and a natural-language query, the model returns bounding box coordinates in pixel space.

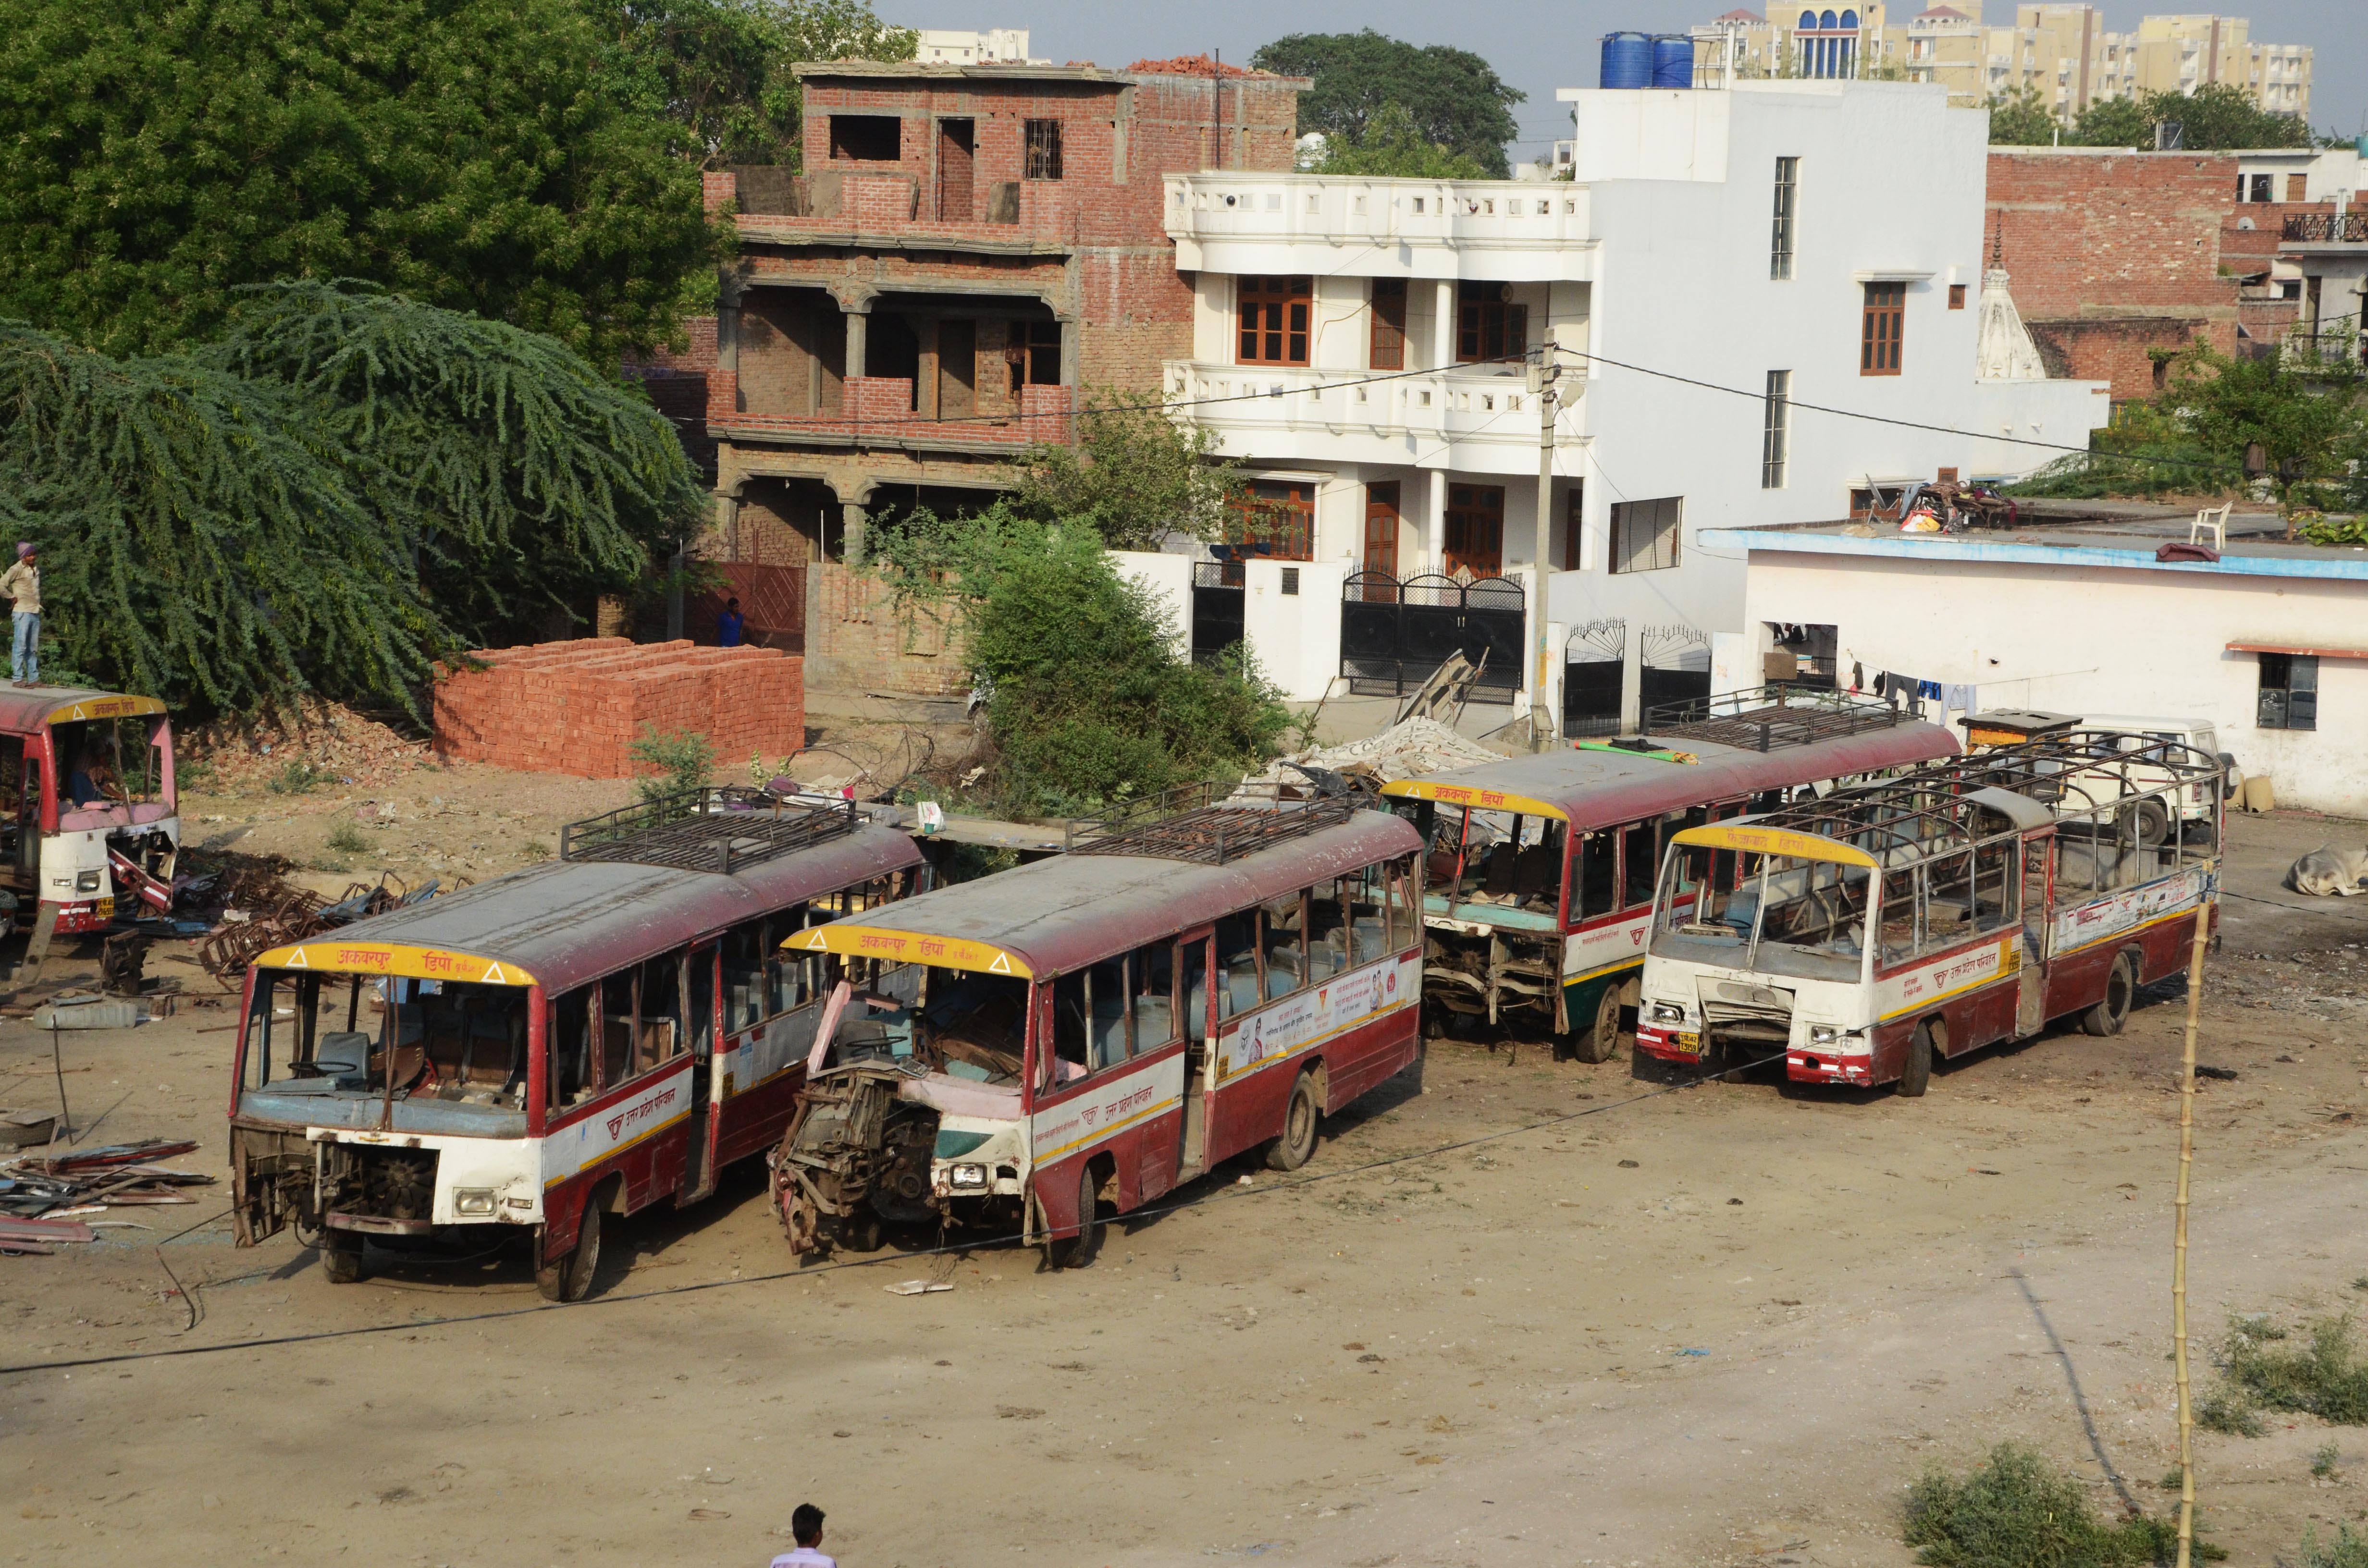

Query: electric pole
[1527,349,1561,750]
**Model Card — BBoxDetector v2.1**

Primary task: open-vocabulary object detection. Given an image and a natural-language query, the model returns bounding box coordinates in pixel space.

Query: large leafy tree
[1005,395,1245,551]
[1998,80,2317,150]
[1251,30,1524,179]
[2162,341,2364,538]
[0,0,721,364]
[598,0,916,170]
[1985,85,2060,146]
[1314,102,1493,180]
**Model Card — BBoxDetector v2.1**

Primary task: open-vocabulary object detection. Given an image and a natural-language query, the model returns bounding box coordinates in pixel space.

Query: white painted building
[912,29,1045,66]
[1162,79,2107,720]
[1701,515,2368,816]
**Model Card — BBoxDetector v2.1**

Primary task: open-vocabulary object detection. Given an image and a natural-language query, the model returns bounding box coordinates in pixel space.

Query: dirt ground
[3,810,2367,1568]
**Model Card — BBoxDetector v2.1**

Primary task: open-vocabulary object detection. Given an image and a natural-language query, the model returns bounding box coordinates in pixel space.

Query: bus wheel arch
[538,1175,617,1303]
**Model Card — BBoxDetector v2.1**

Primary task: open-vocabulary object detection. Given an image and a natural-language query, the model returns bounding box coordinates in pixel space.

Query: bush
[325,822,368,856]
[268,759,332,794]
[2299,1524,2368,1568]
[1903,1443,2220,1567]
[629,725,714,802]
[2205,1313,2368,1432]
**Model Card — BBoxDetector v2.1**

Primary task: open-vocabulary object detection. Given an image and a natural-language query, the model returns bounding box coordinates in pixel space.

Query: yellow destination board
[1377,779,1566,820]
[784,923,1033,978]
[255,942,538,987]
[1669,822,1877,868]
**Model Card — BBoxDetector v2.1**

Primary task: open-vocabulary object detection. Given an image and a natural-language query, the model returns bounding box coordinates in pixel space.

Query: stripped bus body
[1635,734,2223,1092]
[771,789,1424,1265]
[1377,689,1956,1060]
[227,795,922,1298]
[0,687,180,940]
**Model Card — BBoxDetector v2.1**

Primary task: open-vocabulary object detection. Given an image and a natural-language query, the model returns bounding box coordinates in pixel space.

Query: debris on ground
[1244,717,1503,796]
[179,700,431,795]
[0,1139,213,1224]
[188,858,449,987]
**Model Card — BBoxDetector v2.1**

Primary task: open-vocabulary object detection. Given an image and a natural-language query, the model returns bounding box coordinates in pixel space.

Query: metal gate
[1640,624,1711,713]
[1190,560,1245,666]
[1563,619,1625,737]
[1340,572,1523,704]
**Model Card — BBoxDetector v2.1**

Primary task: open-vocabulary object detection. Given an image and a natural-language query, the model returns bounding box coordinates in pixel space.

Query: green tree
[1313,102,1493,180]
[597,0,915,170]
[2142,81,2313,150]
[1984,85,2061,146]
[0,0,721,364]
[2071,92,2153,147]
[1251,30,1524,179]
[2162,340,2365,537]
[866,505,1293,814]
[1006,395,1246,551]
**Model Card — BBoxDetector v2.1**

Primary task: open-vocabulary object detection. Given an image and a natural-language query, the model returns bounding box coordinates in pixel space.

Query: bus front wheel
[320,1235,364,1284]
[1574,985,1624,1065]
[1899,1023,1934,1098]
[537,1199,603,1303]
[1048,1164,1101,1270]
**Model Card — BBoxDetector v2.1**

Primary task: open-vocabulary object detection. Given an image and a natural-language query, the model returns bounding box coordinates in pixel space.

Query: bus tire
[842,1211,883,1255]
[1048,1163,1101,1270]
[1266,1070,1321,1171]
[1575,985,1624,1065]
[1899,1022,1933,1099]
[540,1193,604,1303]
[2082,952,2136,1037]
[320,1235,364,1285]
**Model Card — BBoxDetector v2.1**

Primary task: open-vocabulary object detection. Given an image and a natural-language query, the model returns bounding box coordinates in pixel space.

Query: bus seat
[1224,959,1262,1017]
[1088,1009,1129,1070]
[1512,844,1556,897]
[1134,995,1173,1048]
[1353,918,1389,959]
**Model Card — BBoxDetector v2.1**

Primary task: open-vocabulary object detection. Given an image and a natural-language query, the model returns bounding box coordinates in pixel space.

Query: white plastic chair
[2190,501,2232,548]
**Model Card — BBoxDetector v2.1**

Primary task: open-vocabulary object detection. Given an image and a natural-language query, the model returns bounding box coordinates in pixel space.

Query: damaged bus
[0,686,182,942]
[1377,688,1955,1059]
[767,782,1424,1266]
[228,791,923,1299]
[1636,733,2222,1093]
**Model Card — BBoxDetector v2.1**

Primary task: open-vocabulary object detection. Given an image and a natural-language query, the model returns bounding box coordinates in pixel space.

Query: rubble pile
[1247,717,1504,793]
[179,701,430,794]
[0,1139,213,1252]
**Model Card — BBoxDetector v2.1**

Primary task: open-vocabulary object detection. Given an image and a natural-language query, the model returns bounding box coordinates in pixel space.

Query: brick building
[706,57,1306,573]
[1985,147,2243,402]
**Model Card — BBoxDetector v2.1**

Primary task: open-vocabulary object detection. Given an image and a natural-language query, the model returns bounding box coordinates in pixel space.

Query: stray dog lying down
[2288,844,2368,896]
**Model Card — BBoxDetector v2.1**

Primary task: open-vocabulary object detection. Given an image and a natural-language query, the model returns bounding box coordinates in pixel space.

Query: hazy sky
[886,1,2366,157]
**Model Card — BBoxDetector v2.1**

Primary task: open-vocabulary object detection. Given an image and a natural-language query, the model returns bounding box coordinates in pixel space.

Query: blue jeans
[12,611,36,684]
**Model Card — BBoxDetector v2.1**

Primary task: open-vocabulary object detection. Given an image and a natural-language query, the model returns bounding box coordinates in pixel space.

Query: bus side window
[1878,869,1922,964]
[1925,853,1974,944]
[1181,936,1212,1039]
[1214,912,1260,1019]
[1049,971,1090,1079]
[766,905,810,1016]
[549,988,593,1109]
[1132,941,1179,1053]
[636,953,683,1073]
[1972,838,2018,932]
[1620,820,1657,909]
[600,971,635,1089]
[1345,867,1388,965]
[723,919,767,1033]
[1571,832,1615,920]
[1083,956,1127,1070]
[1307,881,1348,981]
[1386,853,1420,950]
[1262,891,1306,1002]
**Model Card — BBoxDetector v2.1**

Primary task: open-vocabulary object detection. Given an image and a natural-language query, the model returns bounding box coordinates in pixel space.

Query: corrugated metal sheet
[811,809,1422,978]
[282,823,921,994]
[1387,725,1958,833]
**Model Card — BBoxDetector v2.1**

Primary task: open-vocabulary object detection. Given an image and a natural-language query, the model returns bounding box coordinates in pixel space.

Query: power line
[0,1048,1788,1376]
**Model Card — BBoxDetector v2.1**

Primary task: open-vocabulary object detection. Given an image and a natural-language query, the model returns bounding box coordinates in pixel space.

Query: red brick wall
[626,316,718,376]
[2219,200,2331,274]
[2025,316,2231,400]
[433,638,805,780]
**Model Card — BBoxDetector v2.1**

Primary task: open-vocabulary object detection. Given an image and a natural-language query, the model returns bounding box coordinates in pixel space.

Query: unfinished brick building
[706,57,1306,576]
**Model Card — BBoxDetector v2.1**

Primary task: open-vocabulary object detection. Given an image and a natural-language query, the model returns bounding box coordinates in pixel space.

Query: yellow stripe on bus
[1377,780,1568,821]
[47,695,166,724]
[783,923,1034,978]
[1670,823,1878,868]
[541,1109,692,1188]
[256,942,537,988]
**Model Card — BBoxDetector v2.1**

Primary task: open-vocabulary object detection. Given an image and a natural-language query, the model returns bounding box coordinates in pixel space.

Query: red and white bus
[0,686,183,944]
[229,791,923,1298]
[769,784,1425,1266]
[1636,733,2222,1093]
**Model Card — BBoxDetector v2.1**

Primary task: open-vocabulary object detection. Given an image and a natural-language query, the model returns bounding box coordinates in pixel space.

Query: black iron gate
[1639,623,1712,712]
[1340,572,1524,704]
[1190,560,1245,666]
[1563,619,1625,737]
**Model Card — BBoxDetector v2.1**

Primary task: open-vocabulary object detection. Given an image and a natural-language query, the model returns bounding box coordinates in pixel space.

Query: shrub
[268,759,331,794]
[325,821,368,856]
[629,725,714,802]
[2207,1313,2368,1430]
[2299,1524,2368,1568]
[1903,1443,2220,1567]
[520,839,552,862]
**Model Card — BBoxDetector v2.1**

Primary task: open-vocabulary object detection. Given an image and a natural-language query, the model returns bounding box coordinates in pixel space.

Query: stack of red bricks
[432,638,804,781]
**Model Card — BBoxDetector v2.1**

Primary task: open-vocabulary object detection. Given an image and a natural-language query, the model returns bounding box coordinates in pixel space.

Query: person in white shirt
[770,1502,836,1568]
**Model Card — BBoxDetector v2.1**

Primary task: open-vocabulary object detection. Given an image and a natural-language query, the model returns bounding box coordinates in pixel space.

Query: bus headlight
[453,1188,497,1217]
[1808,1026,1866,1051]
[949,1163,988,1189]
[1809,1025,1840,1045]
[1647,1001,1687,1026]
[75,870,102,893]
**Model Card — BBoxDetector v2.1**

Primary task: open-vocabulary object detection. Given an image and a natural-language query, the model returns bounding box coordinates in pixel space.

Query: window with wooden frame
[2257,652,2318,731]
[1947,283,1967,309]
[1237,276,1312,366]
[1369,278,1407,370]
[1456,282,1526,364]
[1861,282,1905,375]
[1229,479,1316,561]
[1023,119,1063,180]
[1007,320,1061,391]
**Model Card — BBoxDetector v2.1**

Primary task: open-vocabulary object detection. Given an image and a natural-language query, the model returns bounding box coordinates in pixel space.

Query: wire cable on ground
[0,1047,1788,1376]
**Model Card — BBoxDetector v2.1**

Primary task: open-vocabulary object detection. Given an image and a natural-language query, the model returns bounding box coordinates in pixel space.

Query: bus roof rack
[560,787,863,875]
[1641,685,1910,752]
[1066,779,1359,865]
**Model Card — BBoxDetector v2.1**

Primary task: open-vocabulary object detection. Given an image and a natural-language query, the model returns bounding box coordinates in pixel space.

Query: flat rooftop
[1701,501,2368,583]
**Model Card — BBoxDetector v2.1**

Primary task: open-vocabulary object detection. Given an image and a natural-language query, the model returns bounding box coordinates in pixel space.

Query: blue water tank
[1652,34,1694,88]
[1601,31,1654,90]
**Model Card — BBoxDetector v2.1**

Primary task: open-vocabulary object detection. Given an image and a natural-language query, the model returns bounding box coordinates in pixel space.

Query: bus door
[2015,828,2052,1037]
[678,939,722,1203]
[1172,925,1216,1184]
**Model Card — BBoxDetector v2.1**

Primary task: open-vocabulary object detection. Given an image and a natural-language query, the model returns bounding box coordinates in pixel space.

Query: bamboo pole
[2173,881,2213,1568]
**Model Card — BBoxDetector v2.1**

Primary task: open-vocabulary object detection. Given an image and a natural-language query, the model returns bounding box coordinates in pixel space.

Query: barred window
[1770,156,1799,280]
[1024,119,1063,180]
[1761,370,1791,490]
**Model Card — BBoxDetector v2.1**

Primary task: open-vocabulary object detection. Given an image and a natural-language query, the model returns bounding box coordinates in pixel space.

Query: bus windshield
[241,969,532,1116]
[1650,845,1871,984]
[1422,806,1563,916]
[52,715,171,812]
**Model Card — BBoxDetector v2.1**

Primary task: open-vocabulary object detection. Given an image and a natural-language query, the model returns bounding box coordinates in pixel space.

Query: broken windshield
[1650,847,1871,985]
[1422,806,1563,916]
[241,969,531,1116]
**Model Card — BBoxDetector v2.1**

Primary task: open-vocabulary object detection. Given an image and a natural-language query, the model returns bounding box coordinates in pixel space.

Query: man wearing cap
[0,544,37,687]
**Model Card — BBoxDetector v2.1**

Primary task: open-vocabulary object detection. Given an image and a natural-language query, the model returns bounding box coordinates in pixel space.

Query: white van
[2066,716,2239,826]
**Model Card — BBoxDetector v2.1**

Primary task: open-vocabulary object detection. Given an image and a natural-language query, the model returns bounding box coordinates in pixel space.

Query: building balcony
[727,169,1077,257]
[712,378,1071,452]
[1163,173,1598,283]
[1164,360,1586,474]
[2282,212,2368,246]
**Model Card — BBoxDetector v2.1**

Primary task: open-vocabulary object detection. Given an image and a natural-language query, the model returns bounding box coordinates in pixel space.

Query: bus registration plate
[1671,1030,1701,1056]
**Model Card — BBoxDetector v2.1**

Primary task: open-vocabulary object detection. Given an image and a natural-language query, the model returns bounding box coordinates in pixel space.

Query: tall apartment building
[1690,4,2311,121]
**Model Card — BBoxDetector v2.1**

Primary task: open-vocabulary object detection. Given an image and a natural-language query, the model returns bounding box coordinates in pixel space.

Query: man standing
[716,596,746,649]
[769,1503,835,1567]
[0,544,37,687]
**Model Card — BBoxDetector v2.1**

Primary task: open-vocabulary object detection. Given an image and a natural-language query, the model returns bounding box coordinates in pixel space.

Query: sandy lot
[2,811,2366,1568]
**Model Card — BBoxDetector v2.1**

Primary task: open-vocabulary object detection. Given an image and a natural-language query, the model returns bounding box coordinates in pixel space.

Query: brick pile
[432,638,805,780]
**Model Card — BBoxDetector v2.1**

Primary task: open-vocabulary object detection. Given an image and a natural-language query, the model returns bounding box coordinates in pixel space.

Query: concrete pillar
[841,501,868,567]
[1426,469,1447,573]
[719,492,741,562]
[1432,279,1455,370]
[844,308,869,380]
